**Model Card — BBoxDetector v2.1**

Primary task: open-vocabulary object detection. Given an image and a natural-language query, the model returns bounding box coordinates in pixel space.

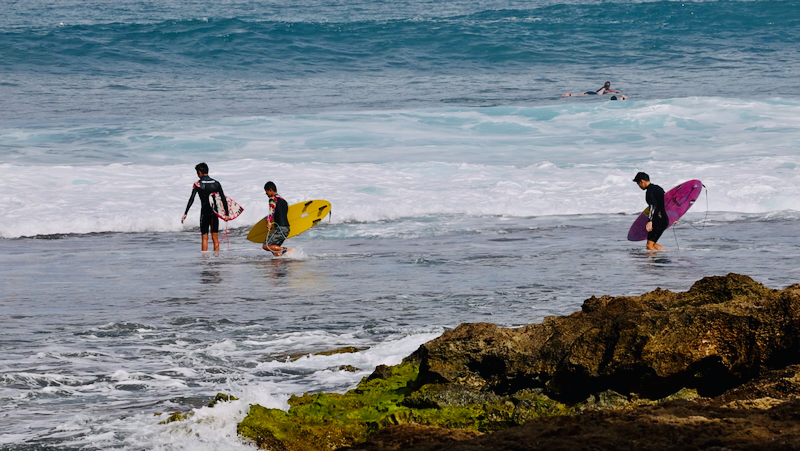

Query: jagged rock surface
[414,274,800,401]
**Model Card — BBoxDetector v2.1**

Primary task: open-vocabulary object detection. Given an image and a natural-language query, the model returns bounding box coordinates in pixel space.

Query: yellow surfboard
[246,199,331,243]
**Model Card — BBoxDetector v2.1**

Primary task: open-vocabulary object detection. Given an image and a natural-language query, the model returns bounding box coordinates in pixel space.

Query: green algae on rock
[236,362,701,450]
[157,411,194,425]
[208,392,239,408]
[237,361,421,451]
[237,361,580,450]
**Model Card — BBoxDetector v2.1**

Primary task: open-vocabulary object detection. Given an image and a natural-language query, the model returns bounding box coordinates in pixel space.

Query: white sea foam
[1,98,799,239]
[9,329,441,450]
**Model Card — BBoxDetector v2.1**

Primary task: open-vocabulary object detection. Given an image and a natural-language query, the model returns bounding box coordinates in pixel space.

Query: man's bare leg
[646,240,665,251]
[201,234,209,251]
[211,233,221,252]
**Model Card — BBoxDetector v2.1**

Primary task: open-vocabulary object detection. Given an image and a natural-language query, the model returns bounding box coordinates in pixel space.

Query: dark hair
[195,162,209,174]
[633,172,650,183]
[264,181,277,192]
[610,96,618,100]
[605,81,611,86]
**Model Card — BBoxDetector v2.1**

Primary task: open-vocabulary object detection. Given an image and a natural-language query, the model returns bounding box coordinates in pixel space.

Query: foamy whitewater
[2,0,800,449]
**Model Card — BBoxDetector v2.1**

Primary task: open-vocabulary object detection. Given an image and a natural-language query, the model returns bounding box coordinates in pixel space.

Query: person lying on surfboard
[181,162,229,252]
[263,181,291,256]
[561,81,620,97]
[633,172,668,251]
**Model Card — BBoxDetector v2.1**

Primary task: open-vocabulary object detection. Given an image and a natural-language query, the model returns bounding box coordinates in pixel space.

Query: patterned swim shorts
[266,225,290,246]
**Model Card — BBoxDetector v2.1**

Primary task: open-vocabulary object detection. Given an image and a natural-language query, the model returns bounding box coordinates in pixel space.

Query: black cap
[633,172,649,183]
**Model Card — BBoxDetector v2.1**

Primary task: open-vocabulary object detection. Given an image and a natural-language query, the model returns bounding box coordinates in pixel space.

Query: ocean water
[2,0,800,449]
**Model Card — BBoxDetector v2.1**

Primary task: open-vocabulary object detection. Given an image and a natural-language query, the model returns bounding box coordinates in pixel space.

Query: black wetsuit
[272,196,289,228]
[584,85,609,95]
[265,195,290,246]
[645,183,669,243]
[184,175,229,235]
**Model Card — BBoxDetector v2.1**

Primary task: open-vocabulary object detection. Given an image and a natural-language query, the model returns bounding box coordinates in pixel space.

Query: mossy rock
[402,384,501,409]
[158,411,194,424]
[208,392,239,408]
[238,362,418,450]
[237,358,709,450]
[237,362,576,450]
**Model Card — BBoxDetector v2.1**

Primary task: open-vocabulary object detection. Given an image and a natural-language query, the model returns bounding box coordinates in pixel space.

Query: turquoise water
[2,1,800,449]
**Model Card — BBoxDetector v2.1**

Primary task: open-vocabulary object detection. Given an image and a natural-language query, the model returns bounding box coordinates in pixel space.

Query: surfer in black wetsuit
[181,162,229,252]
[263,181,291,256]
[562,81,621,97]
[634,172,668,251]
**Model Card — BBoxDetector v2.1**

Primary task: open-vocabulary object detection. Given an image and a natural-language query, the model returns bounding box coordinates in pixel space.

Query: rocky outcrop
[230,274,800,450]
[414,274,800,401]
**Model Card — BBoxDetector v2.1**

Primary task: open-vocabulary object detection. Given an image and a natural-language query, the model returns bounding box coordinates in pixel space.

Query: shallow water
[3,212,800,449]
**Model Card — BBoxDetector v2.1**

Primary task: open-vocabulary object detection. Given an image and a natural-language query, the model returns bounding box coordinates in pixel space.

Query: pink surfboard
[627,179,703,241]
[210,192,244,221]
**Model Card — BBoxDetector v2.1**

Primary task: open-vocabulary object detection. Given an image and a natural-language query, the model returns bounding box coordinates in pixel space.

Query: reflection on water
[252,257,333,296]
[259,257,292,280]
[201,268,223,285]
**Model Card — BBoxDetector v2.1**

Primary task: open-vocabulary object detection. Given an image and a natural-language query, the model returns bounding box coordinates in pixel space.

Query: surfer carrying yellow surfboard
[181,162,229,252]
[263,181,291,256]
[633,172,668,251]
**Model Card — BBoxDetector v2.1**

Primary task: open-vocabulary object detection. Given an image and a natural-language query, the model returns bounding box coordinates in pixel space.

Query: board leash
[672,184,709,251]
[685,184,709,231]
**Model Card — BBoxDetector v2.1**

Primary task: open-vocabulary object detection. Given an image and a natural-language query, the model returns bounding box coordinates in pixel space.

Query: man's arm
[265,198,276,227]
[647,194,657,221]
[182,186,198,223]
[645,189,656,232]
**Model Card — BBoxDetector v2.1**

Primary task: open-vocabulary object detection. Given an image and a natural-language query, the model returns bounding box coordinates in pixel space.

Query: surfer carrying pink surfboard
[633,172,669,251]
[182,162,229,252]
